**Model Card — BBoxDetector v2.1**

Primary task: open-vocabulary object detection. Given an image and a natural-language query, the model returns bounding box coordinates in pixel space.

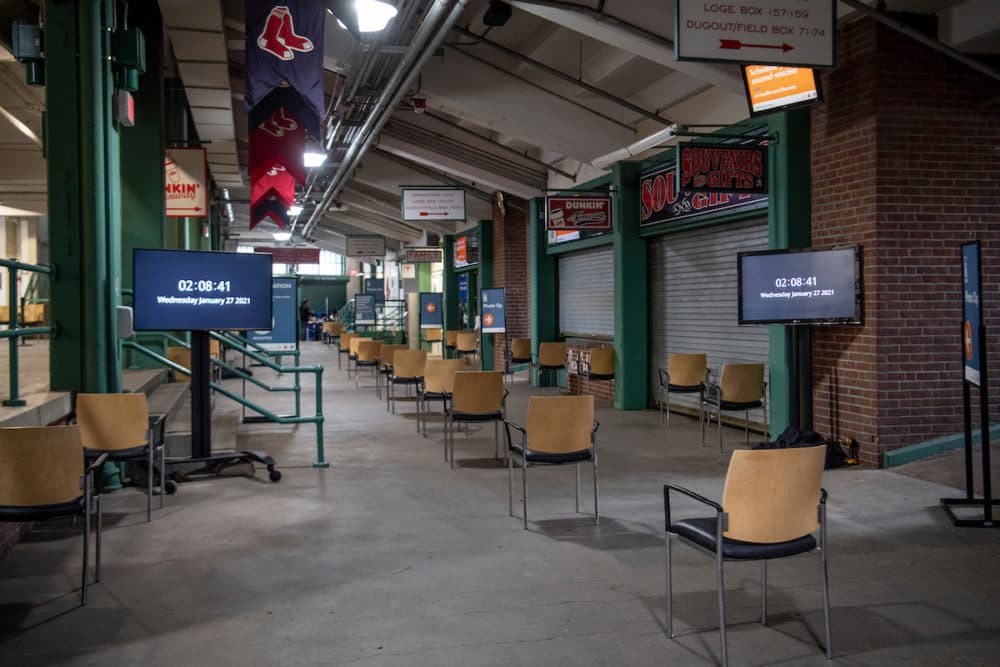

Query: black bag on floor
[753,426,846,469]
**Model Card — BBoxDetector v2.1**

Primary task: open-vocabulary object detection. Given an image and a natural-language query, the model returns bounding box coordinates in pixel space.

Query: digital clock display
[133,249,273,331]
[738,248,861,325]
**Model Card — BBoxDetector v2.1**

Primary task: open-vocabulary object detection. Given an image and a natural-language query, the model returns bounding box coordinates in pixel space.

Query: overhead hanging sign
[402,187,467,222]
[546,195,613,230]
[164,148,208,218]
[248,277,298,352]
[676,143,768,194]
[401,263,416,279]
[419,292,443,329]
[254,246,320,264]
[640,162,768,227]
[743,65,822,116]
[404,247,443,263]
[346,234,386,258]
[481,287,506,334]
[354,293,376,325]
[962,241,982,387]
[675,0,836,68]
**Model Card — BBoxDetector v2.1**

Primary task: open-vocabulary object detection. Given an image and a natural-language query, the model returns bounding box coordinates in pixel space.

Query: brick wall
[492,196,530,367]
[811,18,1000,466]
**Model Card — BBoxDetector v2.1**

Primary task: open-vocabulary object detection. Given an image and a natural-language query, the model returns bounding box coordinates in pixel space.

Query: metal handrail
[1,258,54,407]
[123,339,328,468]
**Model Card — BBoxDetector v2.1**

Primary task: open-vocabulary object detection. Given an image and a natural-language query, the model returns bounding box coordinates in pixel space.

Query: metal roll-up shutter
[558,245,614,338]
[649,218,770,425]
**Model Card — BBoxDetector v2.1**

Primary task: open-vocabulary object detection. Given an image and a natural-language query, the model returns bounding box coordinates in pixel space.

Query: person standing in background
[300,299,310,340]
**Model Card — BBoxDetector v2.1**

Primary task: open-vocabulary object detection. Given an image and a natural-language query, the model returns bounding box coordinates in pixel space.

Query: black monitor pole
[190,331,212,459]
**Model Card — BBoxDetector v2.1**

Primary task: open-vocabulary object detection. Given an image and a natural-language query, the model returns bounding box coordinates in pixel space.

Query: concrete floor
[2,342,1000,666]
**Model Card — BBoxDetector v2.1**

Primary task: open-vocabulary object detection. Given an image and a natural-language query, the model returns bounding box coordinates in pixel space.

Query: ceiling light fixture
[355,0,398,33]
[273,231,292,241]
[304,150,327,167]
[288,204,304,216]
[0,106,41,146]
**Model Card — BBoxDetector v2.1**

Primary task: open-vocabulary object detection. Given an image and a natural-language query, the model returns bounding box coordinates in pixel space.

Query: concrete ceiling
[0,0,996,255]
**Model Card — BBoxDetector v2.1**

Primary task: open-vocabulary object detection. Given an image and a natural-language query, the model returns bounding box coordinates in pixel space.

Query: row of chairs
[659,353,768,451]
[0,393,168,606]
[334,335,599,528]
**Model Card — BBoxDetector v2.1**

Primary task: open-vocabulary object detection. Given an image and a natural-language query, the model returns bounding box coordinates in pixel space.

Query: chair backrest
[339,333,355,352]
[423,359,467,393]
[668,353,708,387]
[588,347,615,375]
[210,339,221,357]
[538,342,566,367]
[332,322,345,335]
[167,346,192,383]
[392,349,427,379]
[456,332,478,353]
[511,337,531,361]
[322,322,335,334]
[525,395,594,453]
[445,330,459,347]
[0,305,8,322]
[23,303,45,323]
[0,425,85,507]
[721,446,825,543]
[349,336,371,355]
[424,327,443,342]
[452,371,504,413]
[75,393,149,451]
[379,344,407,367]
[719,363,765,403]
[357,340,381,363]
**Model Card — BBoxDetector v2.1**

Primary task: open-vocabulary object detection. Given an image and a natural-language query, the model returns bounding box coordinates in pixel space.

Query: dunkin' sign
[640,163,767,228]
[546,195,612,230]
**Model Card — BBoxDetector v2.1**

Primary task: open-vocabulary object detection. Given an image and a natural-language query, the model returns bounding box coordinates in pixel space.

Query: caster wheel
[268,468,282,483]
[165,480,178,495]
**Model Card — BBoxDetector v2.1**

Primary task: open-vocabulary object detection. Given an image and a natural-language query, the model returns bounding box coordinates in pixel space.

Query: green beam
[47,0,122,393]
[529,198,557,385]
[767,109,813,434]
[442,235,459,332]
[478,219,494,371]
[417,261,431,293]
[612,163,648,409]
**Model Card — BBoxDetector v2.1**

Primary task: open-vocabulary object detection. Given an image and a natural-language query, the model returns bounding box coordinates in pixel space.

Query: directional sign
[346,234,386,258]
[248,277,298,352]
[165,147,208,218]
[675,0,836,68]
[481,287,506,334]
[401,188,467,222]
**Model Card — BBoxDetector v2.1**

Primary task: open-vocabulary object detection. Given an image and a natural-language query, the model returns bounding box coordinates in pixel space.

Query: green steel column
[417,262,431,293]
[478,220,494,371]
[612,163,647,410]
[767,110,813,434]
[47,0,122,393]
[442,235,459,332]
[529,198,557,386]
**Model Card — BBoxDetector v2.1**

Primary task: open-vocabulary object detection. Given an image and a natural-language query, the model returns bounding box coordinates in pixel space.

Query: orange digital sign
[742,65,821,116]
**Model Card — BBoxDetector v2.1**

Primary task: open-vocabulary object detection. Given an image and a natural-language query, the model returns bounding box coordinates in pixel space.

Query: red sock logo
[259,109,299,137]
[257,6,313,60]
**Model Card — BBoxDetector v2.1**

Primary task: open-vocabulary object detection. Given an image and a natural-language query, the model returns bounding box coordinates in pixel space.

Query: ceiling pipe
[299,0,471,238]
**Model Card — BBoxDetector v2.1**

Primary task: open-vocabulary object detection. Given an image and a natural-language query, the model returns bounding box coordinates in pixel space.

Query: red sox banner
[245,1,325,119]
[249,86,321,144]
[251,165,295,209]
[249,107,306,185]
[251,192,292,230]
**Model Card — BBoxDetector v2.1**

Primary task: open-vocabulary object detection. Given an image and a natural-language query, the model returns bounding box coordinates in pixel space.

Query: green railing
[122,334,328,468]
[1,258,55,407]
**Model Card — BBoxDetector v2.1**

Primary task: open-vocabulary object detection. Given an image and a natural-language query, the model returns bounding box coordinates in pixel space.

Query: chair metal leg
[719,405,724,454]
[717,529,728,667]
[744,408,750,446]
[701,401,707,447]
[494,420,499,459]
[761,559,768,625]
[95,494,102,583]
[449,418,456,469]
[821,550,832,659]
[575,462,580,513]
[444,413,450,462]
[160,442,166,510]
[592,457,599,525]
[665,533,674,638]
[147,444,153,522]
[507,444,514,517]
[521,455,528,529]
[82,476,91,606]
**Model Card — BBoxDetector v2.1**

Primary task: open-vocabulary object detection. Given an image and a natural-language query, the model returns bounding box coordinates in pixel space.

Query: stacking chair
[531,341,566,393]
[702,363,767,451]
[355,340,382,389]
[0,425,106,606]
[75,393,167,523]
[347,336,371,380]
[505,395,599,529]
[388,349,427,414]
[417,358,466,437]
[663,446,831,666]
[506,337,532,382]
[445,330,459,357]
[455,332,479,368]
[659,353,709,426]
[423,327,443,354]
[166,346,192,383]
[446,371,507,468]
[376,344,408,400]
[580,347,615,404]
[337,332,355,371]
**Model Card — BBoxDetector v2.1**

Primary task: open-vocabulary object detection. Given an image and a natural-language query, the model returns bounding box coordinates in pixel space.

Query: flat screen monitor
[742,65,822,116]
[738,247,862,325]
[133,249,273,331]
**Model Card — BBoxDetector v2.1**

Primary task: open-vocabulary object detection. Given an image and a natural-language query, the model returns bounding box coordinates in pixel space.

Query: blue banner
[419,292,443,329]
[248,277,297,351]
[366,277,385,306]
[962,242,982,386]
[355,293,376,325]
[481,287,506,334]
